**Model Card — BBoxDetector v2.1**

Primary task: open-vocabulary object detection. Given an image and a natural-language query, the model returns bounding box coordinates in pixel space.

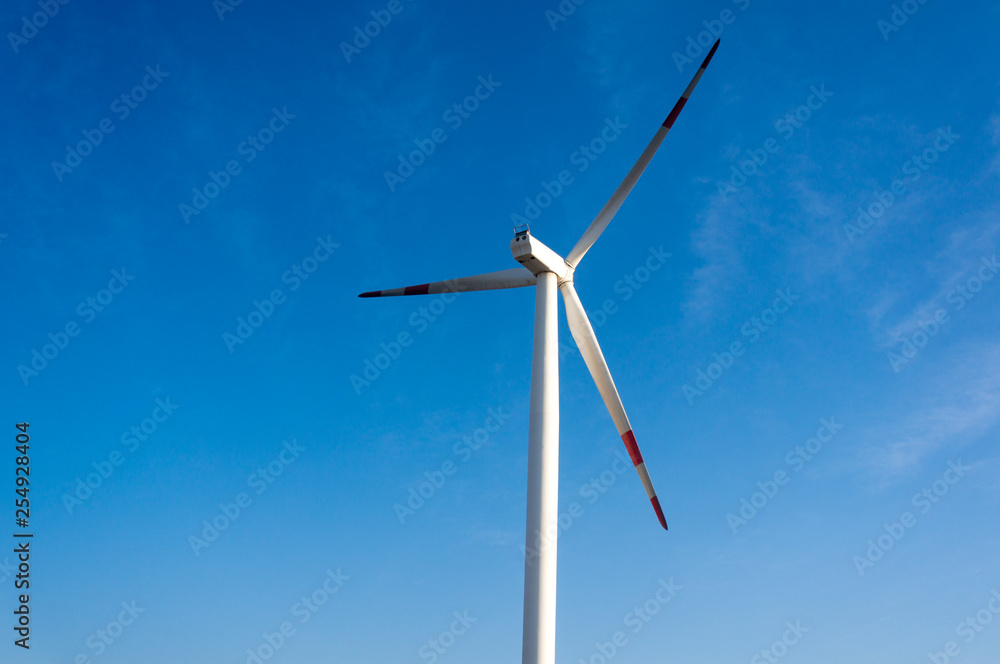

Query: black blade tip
[701,39,721,68]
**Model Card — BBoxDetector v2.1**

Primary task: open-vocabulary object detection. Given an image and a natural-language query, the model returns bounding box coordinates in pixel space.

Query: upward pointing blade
[565,38,720,269]
[359,267,536,297]
[559,281,668,530]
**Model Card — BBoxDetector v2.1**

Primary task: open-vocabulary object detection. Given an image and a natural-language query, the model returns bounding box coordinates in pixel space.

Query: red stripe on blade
[403,284,430,296]
[662,97,687,128]
[621,430,644,466]
[651,495,668,530]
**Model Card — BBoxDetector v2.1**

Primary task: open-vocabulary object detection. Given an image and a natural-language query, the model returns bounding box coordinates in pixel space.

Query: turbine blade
[565,38,720,268]
[359,267,536,298]
[559,281,668,530]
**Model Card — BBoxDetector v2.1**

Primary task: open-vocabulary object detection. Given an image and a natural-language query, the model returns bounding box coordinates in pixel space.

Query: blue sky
[3,0,1000,662]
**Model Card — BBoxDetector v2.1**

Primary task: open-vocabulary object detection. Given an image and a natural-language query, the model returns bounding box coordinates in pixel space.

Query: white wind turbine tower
[360,39,720,664]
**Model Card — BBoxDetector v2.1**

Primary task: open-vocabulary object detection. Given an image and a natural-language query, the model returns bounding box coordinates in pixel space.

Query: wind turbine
[360,39,720,664]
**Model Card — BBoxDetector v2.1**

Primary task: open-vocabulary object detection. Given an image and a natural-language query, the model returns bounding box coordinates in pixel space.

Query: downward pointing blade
[359,267,536,297]
[559,281,668,530]
[565,38,720,269]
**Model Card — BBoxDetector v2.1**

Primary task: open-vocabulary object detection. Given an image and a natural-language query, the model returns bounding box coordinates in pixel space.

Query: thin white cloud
[861,342,1000,476]
[682,193,747,318]
[874,219,999,348]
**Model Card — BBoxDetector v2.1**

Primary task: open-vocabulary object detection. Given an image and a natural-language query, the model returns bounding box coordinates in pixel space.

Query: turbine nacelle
[511,229,573,283]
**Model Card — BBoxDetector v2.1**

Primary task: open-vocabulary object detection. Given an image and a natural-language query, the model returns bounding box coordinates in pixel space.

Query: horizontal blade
[359,267,536,298]
[565,38,720,269]
[560,281,668,530]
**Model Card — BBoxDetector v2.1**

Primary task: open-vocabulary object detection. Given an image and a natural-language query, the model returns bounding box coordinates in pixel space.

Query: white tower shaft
[522,270,560,664]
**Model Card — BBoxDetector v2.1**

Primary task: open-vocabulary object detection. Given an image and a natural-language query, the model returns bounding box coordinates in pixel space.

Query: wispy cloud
[682,192,749,319]
[873,218,999,347]
[860,342,1000,476]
